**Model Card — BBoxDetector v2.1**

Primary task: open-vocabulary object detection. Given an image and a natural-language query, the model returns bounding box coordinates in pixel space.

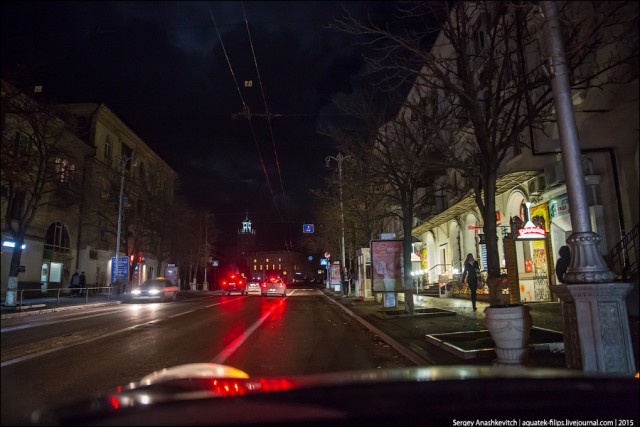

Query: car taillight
[221,281,227,286]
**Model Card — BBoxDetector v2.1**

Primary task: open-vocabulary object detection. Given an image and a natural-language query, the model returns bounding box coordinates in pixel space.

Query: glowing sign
[517,225,546,239]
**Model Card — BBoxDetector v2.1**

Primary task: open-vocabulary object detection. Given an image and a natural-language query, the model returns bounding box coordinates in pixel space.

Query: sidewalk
[320,288,640,370]
[1,293,122,319]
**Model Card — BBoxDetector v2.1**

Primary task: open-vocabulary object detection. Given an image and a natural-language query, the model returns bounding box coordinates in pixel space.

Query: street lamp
[115,154,137,288]
[325,153,352,273]
[203,213,214,290]
[541,1,634,375]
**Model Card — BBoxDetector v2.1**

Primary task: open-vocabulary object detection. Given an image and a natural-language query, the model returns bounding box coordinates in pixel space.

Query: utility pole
[325,153,352,271]
[115,154,137,292]
[203,213,212,290]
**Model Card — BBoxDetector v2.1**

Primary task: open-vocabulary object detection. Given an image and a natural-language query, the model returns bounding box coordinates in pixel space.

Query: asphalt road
[1,288,413,425]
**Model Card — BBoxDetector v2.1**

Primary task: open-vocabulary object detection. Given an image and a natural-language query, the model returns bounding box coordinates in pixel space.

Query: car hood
[32,363,639,426]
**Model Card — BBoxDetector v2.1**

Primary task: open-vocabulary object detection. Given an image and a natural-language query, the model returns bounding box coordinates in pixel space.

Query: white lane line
[0,321,156,368]
[1,299,242,367]
[1,297,243,332]
[1,309,124,333]
[210,292,293,365]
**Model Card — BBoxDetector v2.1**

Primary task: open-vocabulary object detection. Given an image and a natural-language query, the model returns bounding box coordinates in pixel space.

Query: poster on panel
[370,239,404,292]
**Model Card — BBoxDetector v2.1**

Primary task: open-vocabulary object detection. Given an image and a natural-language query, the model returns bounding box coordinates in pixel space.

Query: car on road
[129,277,178,302]
[220,273,247,296]
[261,276,287,297]
[247,277,262,295]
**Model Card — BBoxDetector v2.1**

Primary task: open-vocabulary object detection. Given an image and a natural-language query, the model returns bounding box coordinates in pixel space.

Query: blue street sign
[320,258,328,266]
[303,224,314,233]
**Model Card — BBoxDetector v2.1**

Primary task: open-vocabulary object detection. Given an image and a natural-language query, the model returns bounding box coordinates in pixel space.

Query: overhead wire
[207,2,281,219]
[241,2,287,206]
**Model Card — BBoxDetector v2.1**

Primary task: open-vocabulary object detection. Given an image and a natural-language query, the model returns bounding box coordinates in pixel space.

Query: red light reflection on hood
[208,377,297,397]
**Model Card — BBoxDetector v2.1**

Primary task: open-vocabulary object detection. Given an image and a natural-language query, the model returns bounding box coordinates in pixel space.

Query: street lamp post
[325,153,352,274]
[115,154,137,290]
[203,220,209,290]
[541,1,635,375]
[203,213,213,290]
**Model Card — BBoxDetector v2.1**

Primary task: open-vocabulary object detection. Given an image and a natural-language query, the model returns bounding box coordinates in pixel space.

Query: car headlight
[149,289,161,295]
[131,289,141,295]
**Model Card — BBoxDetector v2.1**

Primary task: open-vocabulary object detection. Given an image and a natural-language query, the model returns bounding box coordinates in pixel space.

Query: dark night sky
[1,1,402,259]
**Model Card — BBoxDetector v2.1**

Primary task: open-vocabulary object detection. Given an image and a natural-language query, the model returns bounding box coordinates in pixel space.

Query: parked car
[129,277,178,302]
[220,274,247,296]
[261,276,287,297]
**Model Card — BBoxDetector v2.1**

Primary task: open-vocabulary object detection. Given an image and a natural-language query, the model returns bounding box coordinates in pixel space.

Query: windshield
[1,1,638,426]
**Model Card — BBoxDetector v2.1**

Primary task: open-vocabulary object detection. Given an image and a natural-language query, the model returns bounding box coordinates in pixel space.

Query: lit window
[55,157,76,182]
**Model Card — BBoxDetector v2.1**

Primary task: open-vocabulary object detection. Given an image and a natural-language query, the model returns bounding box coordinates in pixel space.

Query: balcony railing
[609,222,639,281]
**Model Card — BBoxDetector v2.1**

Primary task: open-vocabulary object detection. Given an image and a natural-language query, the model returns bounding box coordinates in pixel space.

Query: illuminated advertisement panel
[370,239,404,292]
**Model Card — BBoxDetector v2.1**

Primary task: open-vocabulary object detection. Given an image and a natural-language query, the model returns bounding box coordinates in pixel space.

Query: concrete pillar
[554,283,635,376]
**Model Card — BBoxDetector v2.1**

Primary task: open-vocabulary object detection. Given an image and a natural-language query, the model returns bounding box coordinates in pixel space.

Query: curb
[1,300,121,320]
[321,291,433,366]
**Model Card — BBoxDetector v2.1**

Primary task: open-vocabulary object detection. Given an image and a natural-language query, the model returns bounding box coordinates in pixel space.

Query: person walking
[341,266,351,297]
[555,245,571,284]
[461,253,480,311]
[70,271,80,296]
[79,271,87,295]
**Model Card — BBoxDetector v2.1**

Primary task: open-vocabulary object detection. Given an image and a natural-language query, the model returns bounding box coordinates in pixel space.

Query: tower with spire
[238,211,256,255]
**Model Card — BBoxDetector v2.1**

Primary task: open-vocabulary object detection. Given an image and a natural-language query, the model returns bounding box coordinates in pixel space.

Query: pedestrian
[341,266,351,297]
[70,271,80,296]
[461,253,480,311]
[79,271,87,295]
[555,245,571,284]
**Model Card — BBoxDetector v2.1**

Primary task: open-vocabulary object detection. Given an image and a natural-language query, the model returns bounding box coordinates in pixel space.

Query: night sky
[1,1,401,257]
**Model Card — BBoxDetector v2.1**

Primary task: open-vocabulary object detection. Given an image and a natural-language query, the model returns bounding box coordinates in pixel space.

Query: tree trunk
[481,168,503,306]
[403,210,415,315]
[4,247,24,307]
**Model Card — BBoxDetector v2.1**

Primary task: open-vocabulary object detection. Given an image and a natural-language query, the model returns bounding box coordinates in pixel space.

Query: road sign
[212,260,219,266]
[111,256,129,284]
[303,224,314,233]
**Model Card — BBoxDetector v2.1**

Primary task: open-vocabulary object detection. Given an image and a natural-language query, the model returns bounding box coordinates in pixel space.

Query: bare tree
[1,80,87,305]
[320,82,449,313]
[331,1,638,305]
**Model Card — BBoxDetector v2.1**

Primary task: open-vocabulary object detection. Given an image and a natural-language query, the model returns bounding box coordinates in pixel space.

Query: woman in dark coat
[461,253,480,311]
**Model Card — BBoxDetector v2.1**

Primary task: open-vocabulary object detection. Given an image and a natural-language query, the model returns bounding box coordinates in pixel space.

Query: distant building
[236,214,309,283]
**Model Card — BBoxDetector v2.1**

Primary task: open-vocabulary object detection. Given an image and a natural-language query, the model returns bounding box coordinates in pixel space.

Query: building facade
[400,1,640,316]
[1,81,180,298]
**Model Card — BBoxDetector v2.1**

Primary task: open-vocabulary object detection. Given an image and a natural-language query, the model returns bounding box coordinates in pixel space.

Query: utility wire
[241,2,286,199]
[207,3,281,219]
